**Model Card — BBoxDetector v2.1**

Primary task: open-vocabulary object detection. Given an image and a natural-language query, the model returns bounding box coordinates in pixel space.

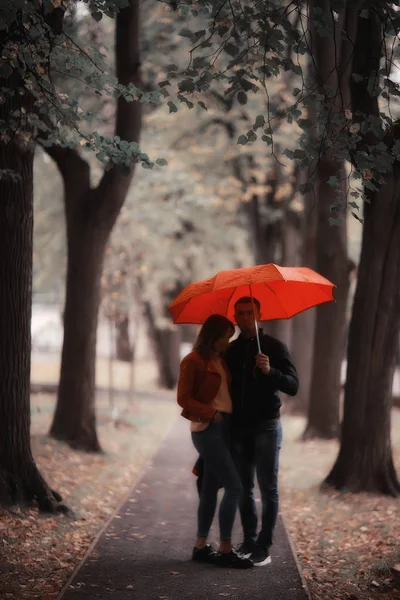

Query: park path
[58,417,310,600]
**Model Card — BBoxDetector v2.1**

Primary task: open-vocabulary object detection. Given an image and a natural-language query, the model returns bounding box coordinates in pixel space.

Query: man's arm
[261,342,299,396]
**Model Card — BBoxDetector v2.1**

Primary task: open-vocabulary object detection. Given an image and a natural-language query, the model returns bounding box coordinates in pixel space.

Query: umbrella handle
[250,285,262,354]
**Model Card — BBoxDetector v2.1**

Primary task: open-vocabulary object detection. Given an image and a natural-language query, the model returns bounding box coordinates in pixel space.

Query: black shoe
[235,539,257,558]
[248,545,271,567]
[215,550,254,569]
[192,544,217,564]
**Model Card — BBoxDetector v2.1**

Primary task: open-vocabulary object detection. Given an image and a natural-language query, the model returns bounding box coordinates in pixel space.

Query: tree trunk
[303,2,354,439]
[143,300,180,389]
[266,208,301,349]
[289,73,318,416]
[326,176,400,495]
[45,0,142,451]
[116,314,133,362]
[0,95,65,511]
[303,158,350,439]
[50,193,108,451]
[326,8,400,495]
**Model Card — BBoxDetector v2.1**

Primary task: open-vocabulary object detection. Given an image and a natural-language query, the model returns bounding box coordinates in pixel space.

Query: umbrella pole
[250,285,261,354]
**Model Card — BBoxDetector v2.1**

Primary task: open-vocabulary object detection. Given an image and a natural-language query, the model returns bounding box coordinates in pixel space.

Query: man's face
[234,301,261,335]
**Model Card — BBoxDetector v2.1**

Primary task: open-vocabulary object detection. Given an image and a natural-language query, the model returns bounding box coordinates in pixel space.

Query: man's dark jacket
[224,329,299,430]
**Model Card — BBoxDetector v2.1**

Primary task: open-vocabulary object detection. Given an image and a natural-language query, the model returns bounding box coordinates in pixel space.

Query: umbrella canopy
[168,264,335,325]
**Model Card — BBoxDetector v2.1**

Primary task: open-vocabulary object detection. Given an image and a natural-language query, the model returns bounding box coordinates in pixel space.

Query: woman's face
[213,327,234,354]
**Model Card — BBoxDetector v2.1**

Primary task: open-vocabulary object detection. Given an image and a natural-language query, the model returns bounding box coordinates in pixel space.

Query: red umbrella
[168,264,335,352]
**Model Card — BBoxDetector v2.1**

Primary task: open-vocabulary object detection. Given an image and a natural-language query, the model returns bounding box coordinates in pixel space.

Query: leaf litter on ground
[279,409,400,600]
[1,393,399,600]
[0,391,177,600]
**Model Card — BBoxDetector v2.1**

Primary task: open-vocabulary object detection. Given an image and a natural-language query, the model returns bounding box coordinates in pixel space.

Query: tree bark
[289,55,318,416]
[143,300,180,389]
[326,174,400,495]
[0,89,65,511]
[303,1,355,439]
[45,0,142,451]
[50,183,108,451]
[326,8,400,495]
[303,161,350,439]
[290,180,317,415]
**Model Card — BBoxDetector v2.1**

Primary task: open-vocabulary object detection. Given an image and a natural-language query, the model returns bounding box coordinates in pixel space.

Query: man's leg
[232,434,257,547]
[255,420,283,550]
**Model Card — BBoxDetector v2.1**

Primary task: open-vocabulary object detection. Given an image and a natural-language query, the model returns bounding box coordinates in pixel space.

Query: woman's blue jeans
[191,415,242,541]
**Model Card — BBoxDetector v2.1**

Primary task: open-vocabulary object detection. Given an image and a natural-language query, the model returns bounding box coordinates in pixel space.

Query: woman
[177,314,253,569]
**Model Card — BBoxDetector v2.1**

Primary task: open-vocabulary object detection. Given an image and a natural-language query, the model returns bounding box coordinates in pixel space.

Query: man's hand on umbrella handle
[256,353,270,375]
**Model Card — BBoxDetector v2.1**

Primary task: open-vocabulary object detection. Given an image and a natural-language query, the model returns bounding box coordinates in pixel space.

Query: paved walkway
[58,418,310,600]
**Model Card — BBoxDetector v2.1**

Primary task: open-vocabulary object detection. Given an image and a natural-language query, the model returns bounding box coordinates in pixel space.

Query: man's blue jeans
[232,419,282,549]
[191,416,242,541]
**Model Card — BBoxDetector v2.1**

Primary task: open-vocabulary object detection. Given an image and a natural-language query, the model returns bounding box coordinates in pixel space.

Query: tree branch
[44,144,91,202]
[97,0,142,221]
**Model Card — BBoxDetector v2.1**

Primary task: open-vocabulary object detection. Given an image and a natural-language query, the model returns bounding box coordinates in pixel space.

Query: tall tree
[326,5,400,495]
[0,2,67,511]
[44,0,142,451]
[303,2,354,439]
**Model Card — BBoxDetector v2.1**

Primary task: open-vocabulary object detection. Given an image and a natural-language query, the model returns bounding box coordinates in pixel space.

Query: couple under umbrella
[168,264,334,569]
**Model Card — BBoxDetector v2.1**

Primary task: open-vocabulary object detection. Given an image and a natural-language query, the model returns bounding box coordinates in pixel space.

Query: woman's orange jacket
[177,351,231,422]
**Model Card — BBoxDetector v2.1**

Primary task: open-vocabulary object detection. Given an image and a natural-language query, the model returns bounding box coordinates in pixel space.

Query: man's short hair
[234,296,261,311]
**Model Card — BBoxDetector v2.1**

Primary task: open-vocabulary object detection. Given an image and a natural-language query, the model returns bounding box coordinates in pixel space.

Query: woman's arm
[177,356,218,421]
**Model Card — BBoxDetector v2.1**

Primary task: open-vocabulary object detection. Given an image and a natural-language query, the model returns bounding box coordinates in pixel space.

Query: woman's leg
[193,422,242,551]
[195,466,220,547]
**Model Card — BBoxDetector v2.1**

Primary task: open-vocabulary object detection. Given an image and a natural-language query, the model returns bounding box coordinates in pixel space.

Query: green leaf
[193,56,207,69]
[261,135,272,145]
[351,212,364,223]
[237,135,248,145]
[328,175,339,188]
[224,43,239,57]
[178,79,195,93]
[156,158,168,167]
[283,149,294,159]
[179,28,193,39]
[193,30,206,43]
[198,101,208,111]
[91,11,103,22]
[329,217,344,227]
[254,115,265,129]
[167,101,178,114]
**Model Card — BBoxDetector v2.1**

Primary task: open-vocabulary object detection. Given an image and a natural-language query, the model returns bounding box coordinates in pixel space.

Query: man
[224,296,299,567]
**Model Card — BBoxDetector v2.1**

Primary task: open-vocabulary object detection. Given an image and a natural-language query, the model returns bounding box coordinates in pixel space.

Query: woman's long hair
[193,314,235,360]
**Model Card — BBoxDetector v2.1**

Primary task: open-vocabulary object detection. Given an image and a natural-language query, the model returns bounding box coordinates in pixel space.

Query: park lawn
[0,391,178,600]
[280,409,400,600]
